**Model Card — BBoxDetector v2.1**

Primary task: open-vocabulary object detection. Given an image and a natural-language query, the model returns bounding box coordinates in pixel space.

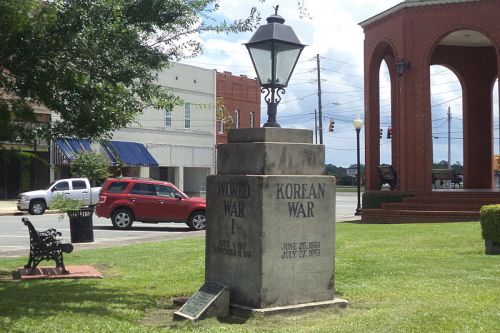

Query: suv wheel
[187,211,206,231]
[112,209,134,230]
[29,200,46,215]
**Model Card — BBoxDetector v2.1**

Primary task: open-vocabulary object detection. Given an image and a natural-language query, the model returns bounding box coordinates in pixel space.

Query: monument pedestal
[206,128,345,310]
[231,298,348,316]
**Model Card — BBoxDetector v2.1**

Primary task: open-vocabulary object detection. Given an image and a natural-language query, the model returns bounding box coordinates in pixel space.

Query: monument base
[230,298,349,316]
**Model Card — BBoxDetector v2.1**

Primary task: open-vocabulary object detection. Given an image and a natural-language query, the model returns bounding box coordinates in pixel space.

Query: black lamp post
[353,116,364,216]
[244,6,306,127]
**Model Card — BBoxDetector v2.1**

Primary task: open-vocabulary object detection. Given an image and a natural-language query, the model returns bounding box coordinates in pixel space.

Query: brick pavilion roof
[359,0,479,28]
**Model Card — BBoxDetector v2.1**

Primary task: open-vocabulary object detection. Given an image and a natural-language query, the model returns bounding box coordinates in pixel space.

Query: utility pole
[314,109,318,144]
[316,54,323,144]
[448,106,451,169]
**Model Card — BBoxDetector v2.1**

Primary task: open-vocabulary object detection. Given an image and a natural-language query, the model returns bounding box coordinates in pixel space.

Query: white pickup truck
[17,178,101,215]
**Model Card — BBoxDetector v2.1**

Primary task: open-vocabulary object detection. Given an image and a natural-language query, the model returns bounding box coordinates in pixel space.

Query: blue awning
[53,138,93,164]
[102,141,158,167]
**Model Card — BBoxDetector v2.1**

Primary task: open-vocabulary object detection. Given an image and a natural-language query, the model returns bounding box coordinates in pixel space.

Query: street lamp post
[353,116,364,216]
[244,6,306,127]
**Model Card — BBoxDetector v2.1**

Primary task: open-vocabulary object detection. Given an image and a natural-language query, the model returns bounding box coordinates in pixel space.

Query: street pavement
[0,200,51,216]
[0,192,360,257]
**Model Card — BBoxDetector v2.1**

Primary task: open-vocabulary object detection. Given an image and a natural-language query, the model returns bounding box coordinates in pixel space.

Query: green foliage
[50,195,83,212]
[0,0,260,142]
[215,97,233,129]
[70,151,110,185]
[433,160,464,174]
[325,164,365,186]
[362,191,414,209]
[480,205,500,243]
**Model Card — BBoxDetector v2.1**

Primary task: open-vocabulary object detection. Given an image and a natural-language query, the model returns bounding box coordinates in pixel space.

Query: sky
[180,0,499,167]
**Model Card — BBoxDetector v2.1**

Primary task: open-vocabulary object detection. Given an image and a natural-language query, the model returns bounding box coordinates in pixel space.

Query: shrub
[71,151,110,186]
[479,205,500,243]
[50,195,83,212]
[362,191,414,209]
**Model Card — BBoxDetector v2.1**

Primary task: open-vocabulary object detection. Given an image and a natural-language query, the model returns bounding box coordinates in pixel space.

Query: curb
[0,210,60,217]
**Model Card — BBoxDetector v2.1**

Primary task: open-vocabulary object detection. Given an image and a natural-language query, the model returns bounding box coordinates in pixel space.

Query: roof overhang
[439,29,492,47]
[359,0,480,28]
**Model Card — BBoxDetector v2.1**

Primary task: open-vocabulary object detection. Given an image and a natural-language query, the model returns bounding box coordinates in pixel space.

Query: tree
[216,97,233,130]
[71,151,110,186]
[451,161,463,175]
[0,0,260,143]
[433,160,450,169]
[325,163,365,186]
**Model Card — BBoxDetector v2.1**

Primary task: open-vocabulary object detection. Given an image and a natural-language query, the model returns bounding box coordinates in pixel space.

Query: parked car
[95,178,207,230]
[17,178,101,215]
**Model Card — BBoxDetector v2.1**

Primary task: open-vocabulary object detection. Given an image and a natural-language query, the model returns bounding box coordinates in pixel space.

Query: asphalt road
[0,192,359,257]
[0,215,204,257]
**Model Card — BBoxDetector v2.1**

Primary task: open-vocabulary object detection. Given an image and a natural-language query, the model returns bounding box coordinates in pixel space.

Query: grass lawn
[0,222,498,333]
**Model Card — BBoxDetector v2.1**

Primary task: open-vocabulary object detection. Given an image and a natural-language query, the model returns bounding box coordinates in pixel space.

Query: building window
[219,120,224,134]
[249,112,255,128]
[184,103,191,128]
[235,109,240,129]
[165,109,172,127]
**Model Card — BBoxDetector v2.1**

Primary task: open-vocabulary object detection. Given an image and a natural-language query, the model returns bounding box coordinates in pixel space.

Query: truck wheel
[187,211,206,231]
[29,200,46,215]
[111,208,134,230]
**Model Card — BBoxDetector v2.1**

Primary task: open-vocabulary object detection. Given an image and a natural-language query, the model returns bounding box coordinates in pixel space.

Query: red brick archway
[361,0,500,192]
[359,0,500,222]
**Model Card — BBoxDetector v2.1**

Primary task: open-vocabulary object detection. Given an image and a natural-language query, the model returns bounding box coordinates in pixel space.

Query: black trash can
[67,207,94,243]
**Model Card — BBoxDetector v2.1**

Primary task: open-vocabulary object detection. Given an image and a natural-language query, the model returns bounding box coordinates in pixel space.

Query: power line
[432,96,462,107]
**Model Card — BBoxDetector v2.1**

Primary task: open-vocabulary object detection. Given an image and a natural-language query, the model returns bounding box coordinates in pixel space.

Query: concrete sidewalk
[0,200,59,216]
[0,200,20,216]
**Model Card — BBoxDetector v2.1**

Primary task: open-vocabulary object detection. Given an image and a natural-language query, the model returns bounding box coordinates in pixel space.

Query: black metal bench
[432,169,462,189]
[22,217,73,274]
[377,164,397,190]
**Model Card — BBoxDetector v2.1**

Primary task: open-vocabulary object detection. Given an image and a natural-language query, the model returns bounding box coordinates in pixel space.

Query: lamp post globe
[353,116,364,216]
[244,6,306,127]
[353,116,364,130]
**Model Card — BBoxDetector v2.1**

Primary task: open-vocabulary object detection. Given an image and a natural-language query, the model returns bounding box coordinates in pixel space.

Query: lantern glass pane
[248,42,272,85]
[275,43,302,86]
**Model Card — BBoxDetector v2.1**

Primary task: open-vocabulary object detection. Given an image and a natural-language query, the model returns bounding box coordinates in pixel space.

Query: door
[49,180,70,202]
[154,184,186,221]
[69,179,90,203]
[128,182,158,221]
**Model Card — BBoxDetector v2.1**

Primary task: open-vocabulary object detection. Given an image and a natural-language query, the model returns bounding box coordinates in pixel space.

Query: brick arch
[429,30,498,189]
[427,27,500,60]
[364,40,399,191]
[359,0,500,223]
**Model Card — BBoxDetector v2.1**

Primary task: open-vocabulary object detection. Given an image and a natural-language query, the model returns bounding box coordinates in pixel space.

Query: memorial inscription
[275,182,326,218]
[218,181,250,218]
[213,181,253,259]
[213,239,251,258]
[280,241,321,259]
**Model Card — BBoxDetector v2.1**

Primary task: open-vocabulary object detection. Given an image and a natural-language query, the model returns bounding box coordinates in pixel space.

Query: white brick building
[110,63,216,194]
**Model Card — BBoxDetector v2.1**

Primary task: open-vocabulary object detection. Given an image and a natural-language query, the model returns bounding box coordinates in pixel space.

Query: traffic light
[387,127,392,139]
[328,119,335,132]
[379,128,383,138]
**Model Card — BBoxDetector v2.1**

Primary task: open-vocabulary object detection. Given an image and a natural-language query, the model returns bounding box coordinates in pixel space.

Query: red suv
[96,178,206,230]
